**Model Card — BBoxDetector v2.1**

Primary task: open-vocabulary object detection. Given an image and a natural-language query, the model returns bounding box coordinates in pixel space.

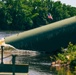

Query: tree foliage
[52,42,76,64]
[0,0,76,30]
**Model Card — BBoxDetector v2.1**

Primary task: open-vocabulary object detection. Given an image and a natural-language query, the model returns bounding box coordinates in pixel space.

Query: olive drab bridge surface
[3,16,76,52]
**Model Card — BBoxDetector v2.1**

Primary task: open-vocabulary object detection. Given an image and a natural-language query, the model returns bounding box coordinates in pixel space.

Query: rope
[0,54,12,60]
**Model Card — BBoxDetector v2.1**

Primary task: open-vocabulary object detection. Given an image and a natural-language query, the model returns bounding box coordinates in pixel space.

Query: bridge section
[5,16,76,52]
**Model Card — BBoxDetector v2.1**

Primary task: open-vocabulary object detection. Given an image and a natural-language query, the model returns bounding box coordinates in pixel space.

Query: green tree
[0,0,76,30]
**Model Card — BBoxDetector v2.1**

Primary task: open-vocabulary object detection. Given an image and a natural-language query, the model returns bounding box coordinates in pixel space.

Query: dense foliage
[0,0,76,30]
[50,42,76,68]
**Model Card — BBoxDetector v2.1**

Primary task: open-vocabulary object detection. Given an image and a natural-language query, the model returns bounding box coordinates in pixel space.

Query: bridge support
[12,55,17,75]
[1,46,4,64]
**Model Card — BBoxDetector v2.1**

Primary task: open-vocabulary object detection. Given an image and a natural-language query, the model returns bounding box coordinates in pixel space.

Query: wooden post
[1,46,4,64]
[12,55,17,75]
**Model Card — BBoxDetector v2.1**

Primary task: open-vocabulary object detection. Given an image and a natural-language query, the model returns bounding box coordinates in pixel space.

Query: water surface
[0,31,75,75]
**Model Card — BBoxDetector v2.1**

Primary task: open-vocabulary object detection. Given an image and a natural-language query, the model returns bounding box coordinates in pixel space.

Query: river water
[0,31,75,75]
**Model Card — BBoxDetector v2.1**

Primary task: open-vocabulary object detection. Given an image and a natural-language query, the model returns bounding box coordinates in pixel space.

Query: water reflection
[50,66,75,75]
[29,62,76,75]
[29,64,51,75]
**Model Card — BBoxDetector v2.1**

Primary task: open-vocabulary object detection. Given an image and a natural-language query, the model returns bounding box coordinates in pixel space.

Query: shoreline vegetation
[0,0,76,31]
[50,42,76,70]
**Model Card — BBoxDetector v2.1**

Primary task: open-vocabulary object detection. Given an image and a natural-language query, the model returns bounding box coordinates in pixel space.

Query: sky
[54,0,76,7]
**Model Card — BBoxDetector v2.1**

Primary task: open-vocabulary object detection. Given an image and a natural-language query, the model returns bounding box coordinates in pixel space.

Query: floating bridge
[5,16,76,52]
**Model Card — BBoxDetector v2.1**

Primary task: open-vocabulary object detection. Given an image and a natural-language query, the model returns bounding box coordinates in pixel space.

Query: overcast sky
[54,0,76,7]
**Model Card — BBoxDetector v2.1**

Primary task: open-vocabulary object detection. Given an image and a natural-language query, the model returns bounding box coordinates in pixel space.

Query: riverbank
[50,42,76,70]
